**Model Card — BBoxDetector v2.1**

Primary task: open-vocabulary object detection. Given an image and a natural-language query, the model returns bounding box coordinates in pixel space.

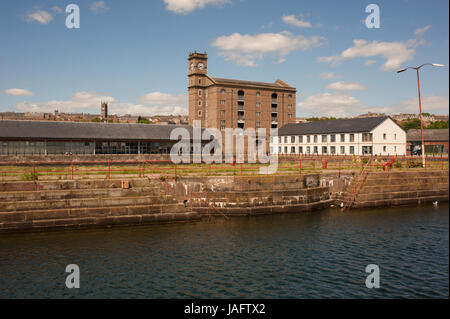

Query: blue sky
[0,0,448,117]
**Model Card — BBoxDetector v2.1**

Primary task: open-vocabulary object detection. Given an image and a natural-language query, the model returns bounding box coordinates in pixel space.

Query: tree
[137,116,151,124]
[401,119,421,131]
[427,121,449,129]
[91,117,101,122]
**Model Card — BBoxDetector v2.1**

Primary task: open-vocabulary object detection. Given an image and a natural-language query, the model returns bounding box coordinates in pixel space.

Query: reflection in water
[0,203,448,298]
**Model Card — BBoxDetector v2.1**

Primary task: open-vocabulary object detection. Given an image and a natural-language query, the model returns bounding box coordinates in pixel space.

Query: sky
[0,0,448,118]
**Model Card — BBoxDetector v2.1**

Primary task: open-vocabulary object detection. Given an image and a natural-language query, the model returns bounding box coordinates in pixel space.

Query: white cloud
[319,72,336,79]
[90,1,108,14]
[326,81,367,91]
[297,92,449,118]
[318,27,432,71]
[163,0,229,14]
[26,10,53,24]
[318,39,416,71]
[5,88,33,96]
[213,31,326,66]
[391,95,449,114]
[52,6,63,14]
[298,92,367,117]
[364,59,377,66]
[414,24,431,37]
[282,14,312,28]
[10,91,187,116]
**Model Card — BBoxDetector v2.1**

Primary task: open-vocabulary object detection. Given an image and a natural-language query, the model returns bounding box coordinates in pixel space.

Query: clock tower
[188,51,208,126]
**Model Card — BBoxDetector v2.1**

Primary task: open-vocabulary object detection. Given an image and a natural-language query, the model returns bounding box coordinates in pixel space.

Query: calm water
[0,203,448,299]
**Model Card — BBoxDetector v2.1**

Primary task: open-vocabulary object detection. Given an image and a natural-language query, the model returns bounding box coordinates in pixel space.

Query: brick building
[188,51,296,153]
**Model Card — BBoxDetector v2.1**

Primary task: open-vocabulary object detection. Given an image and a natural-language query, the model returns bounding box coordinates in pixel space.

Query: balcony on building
[271,93,278,105]
[271,106,278,113]
[237,90,245,102]
[238,101,245,111]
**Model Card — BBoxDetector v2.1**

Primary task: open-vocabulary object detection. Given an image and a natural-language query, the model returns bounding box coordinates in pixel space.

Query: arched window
[220,89,226,94]
[237,90,245,100]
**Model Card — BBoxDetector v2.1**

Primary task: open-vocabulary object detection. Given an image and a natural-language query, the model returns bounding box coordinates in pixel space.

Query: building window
[256,102,261,107]
[314,146,318,154]
[291,146,296,154]
[298,136,303,143]
[278,147,282,153]
[288,104,292,109]
[330,134,336,143]
[340,146,345,154]
[256,112,261,117]
[307,136,311,143]
[198,100,202,106]
[362,133,373,142]
[198,90,202,96]
[198,79,202,84]
[279,137,282,143]
[284,146,288,153]
[198,110,202,116]
[394,133,397,140]
[299,146,303,154]
[322,135,327,143]
[362,146,373,155]
[221,89,226,94]
[314,135,318,143]
[383,133,387,140]
[220,100,225,105]
[394,146,397,152]
[322,146,327,154]
[306,146,311,154]
[383,146,387,152]
[221,110,226,116]
[205,91,208,98]
[288,94,292,99]
[256,121,261,128]
[256,92,261,97]
[350,146,355,154]
[340,134,345,142]
[288,113,292,119]
[330,146,336,154]
[285,137,288,143]
[350,134,355,142]
[291,136,295,143]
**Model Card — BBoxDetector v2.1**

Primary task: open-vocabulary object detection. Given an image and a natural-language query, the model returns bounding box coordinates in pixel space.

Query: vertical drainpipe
[138,141,141,155]
[44,140,47,156]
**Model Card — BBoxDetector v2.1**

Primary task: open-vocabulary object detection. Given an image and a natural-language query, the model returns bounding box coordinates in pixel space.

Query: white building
[271,116,406,156]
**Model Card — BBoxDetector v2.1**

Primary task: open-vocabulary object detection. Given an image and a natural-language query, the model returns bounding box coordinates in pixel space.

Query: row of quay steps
[0,178,199,233]
[350,170,449,208]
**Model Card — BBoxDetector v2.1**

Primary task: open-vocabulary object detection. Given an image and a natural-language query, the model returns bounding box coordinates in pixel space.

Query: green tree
[137,116,151,124]
[401,119,421,131]
[91,117,101,122]
[427,121,449,129]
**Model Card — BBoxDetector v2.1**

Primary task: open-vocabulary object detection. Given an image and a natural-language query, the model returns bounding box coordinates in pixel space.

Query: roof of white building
[278,116,401,136]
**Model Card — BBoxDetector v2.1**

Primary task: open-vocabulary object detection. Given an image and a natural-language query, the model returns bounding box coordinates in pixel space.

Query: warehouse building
[0,120,195,155]
[272,116,407,156]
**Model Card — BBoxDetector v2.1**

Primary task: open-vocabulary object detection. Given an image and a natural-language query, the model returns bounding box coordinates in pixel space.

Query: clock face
[198,63,204,70]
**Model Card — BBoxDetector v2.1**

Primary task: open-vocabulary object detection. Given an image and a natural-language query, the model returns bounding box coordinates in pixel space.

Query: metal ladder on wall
[343,158,372,211]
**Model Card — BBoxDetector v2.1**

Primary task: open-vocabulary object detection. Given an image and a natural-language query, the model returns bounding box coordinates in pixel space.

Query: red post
[338,158,341,177]
[299,158,302,176]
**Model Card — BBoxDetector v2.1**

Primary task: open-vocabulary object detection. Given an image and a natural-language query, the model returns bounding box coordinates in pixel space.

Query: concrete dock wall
[0,170,447,233]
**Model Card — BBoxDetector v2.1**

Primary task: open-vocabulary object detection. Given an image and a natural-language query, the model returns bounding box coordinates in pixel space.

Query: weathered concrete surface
[0,170,448,233]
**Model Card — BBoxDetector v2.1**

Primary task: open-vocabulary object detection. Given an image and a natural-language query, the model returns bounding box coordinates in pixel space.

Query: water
[0,203,448,299]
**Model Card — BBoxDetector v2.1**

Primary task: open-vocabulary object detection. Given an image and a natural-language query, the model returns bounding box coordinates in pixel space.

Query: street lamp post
[397,63,444,168]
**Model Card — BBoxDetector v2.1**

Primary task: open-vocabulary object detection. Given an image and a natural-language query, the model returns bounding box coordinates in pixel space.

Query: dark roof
[278,117,393,136]
[0,120,194,141]
[407,129,449,142]
[212,78,295,90]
